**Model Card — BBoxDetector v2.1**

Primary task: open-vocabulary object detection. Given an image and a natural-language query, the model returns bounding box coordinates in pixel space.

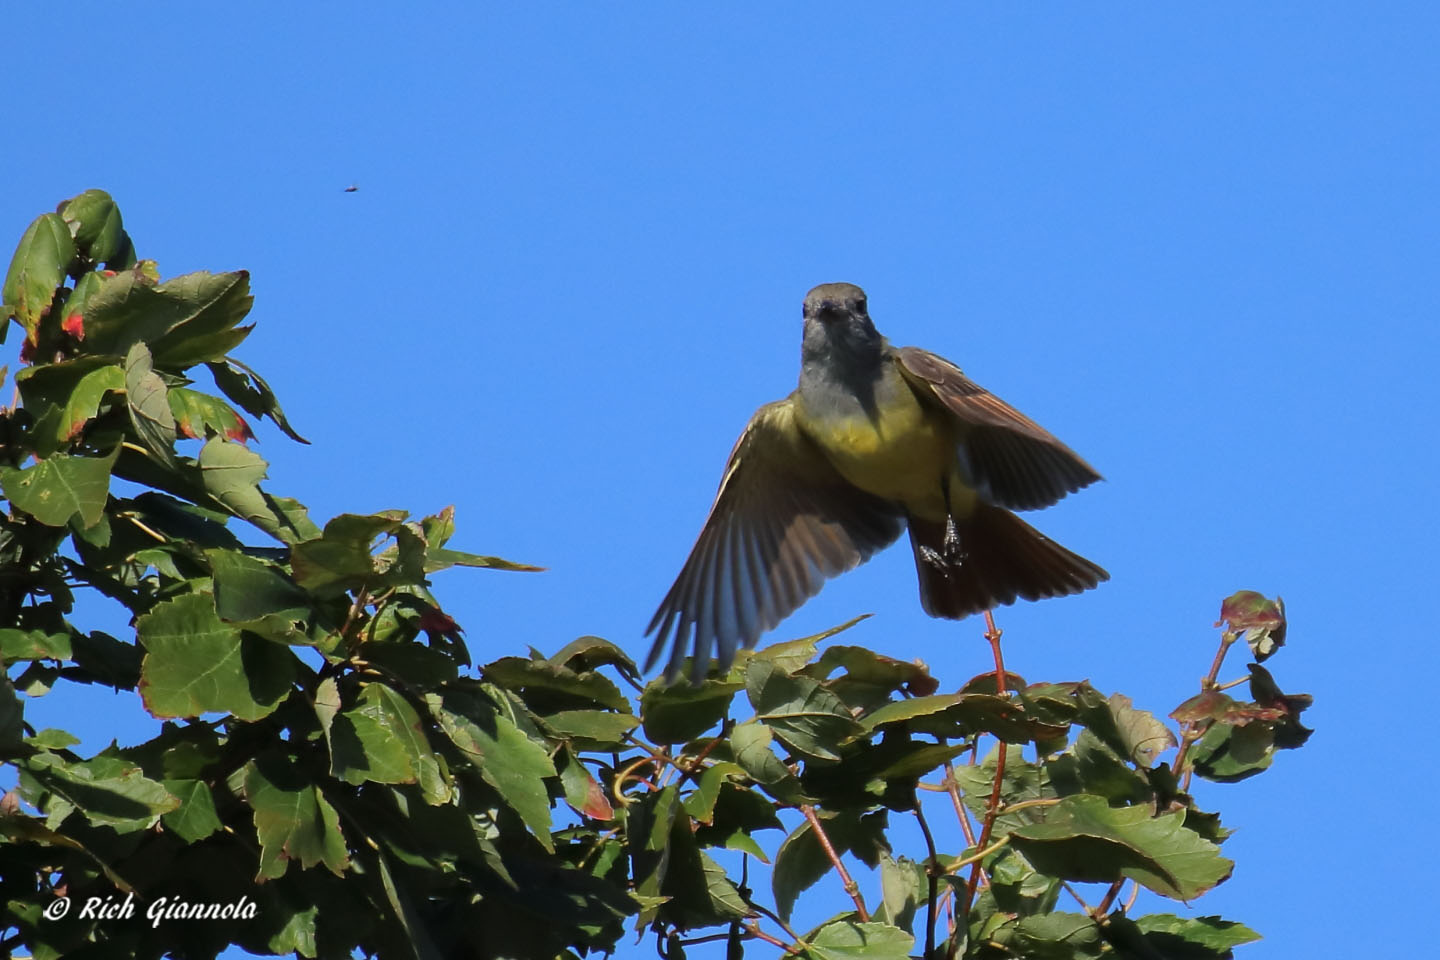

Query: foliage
[0,192,1311,959]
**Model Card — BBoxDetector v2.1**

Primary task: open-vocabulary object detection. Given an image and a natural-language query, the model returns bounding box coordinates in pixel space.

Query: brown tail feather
[907,504,1108,619]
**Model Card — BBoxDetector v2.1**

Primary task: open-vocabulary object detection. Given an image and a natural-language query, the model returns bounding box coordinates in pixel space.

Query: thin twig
[122,513,167,543]
[745,922,803,954]
[1061,881,1093,913]
[945,836,1011,874]
[953,611,1010,958]
[1094,879,1125,917]
[915,799,941,959]
[801,804,869,921]
[1173,629,1238,791]
[944,760,979,846]
[1124,880,1141,912]
[747,898,805,946]
[996,797,1061,816]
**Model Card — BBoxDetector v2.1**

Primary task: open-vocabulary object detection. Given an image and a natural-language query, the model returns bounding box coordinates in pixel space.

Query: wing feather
[895,346,1102,510]
[646,398,904,680]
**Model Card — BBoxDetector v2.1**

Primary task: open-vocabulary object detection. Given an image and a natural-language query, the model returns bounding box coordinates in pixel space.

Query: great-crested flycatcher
[647,282,1107,681]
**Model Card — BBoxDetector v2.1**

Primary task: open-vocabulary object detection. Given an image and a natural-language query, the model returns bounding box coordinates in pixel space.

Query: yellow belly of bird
[802,390,968,522]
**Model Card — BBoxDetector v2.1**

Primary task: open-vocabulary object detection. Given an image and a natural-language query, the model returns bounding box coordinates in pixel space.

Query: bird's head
[801,282,881,363]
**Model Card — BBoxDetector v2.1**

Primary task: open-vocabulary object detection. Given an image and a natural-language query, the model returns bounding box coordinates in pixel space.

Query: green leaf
[1048,730,1153,806]
[289,511,403,592]
[558,745,614,820]
[160,778,222,841]
[548,635,639,680]
[752,614,871,674]
[197,437,289,540]
[772,810,889,921]
[26,728,80,750]
[728,719,807,804]
[805,644,938,712]
[1102,693,1177,768]
[692,780,782,860]
[207,548,309,622]
[640,676,742,744]
[146,271,254,367]
[125,341,178,464]
[986,912,1106,959]
[425,545,543,573]
[0,628,73,663]
[169,386,253,442]
[1188,720,1276,783]
[875,852,927,933]
[1009,794,1234,900]
[801,920,913,960]
[57,363,124,443]
[245,753,350,878]
[483,655,629,712]
[539,709,638,749]
[342,682,450,803]
[0,447,117,527]
[0,678,25,753]
[747,659,863,762]
[1131,913,1262,956]
[952,746,1055,834]
[3,212,73,338]
[207,356,308,443]
[772,819,829,921]
[681,761,746,823]
[24,751,179,831]
[430,687,556,850]
[862,691,1040,743]
[137,593,296,720]
[59,189,133,266]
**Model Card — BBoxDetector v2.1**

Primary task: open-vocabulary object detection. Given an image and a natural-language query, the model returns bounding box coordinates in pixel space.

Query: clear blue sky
[7,3,1438,957]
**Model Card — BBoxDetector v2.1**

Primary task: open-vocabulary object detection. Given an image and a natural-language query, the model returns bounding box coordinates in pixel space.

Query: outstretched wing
[646,398,904,682]
[895,346,1102,511]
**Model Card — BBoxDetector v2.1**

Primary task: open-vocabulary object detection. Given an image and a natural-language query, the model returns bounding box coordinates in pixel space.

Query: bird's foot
[921,517,967,576]
[941,515,965,563]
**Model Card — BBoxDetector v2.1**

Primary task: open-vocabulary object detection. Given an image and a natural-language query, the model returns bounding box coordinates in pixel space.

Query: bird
[645,282,1108,682]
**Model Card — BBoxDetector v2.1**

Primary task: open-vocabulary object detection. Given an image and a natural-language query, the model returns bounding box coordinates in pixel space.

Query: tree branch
[801,804,869,921]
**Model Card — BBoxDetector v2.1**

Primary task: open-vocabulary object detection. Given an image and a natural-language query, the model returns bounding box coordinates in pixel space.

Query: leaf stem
[1173,629,1239,789]
[800,804,869,921]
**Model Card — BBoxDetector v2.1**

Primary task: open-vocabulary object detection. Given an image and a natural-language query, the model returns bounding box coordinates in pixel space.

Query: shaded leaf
[125,341,178,464]
[245,754,350,878]
[137,593,295,720]
[430,687,556,850]
[0,628,73,663]
[207,356,308,443]
[24,751,178,831]
[640,676,742,744]
[160,778,222,841]
[1010,794,1233,900]
[208,548,309,623]
[747,659,862,762]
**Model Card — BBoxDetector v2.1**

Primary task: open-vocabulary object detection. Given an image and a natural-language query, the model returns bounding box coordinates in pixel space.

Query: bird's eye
[854,299,867,313]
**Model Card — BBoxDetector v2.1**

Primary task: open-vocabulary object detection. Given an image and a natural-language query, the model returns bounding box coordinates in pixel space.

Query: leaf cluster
[0,194,1311,960]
